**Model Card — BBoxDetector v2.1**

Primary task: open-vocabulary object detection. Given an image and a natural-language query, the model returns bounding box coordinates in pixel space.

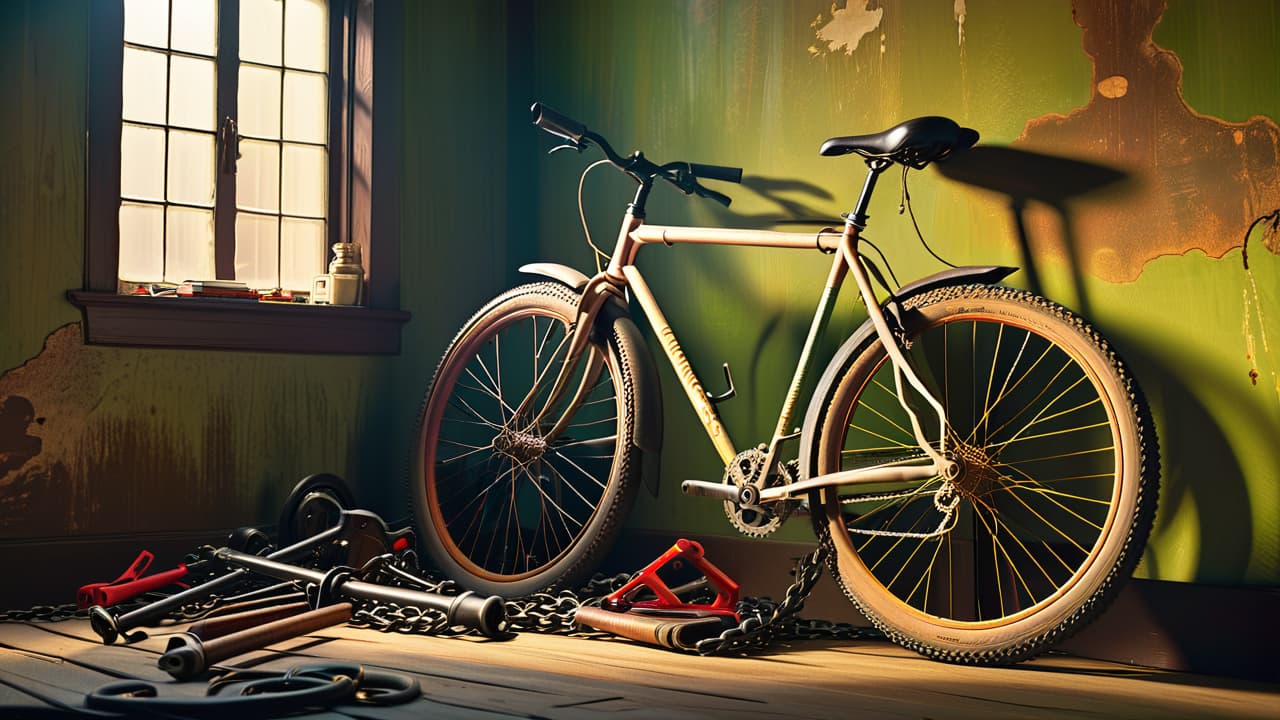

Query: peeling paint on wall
[810,1,883,56]
[0,324,372,537]
[1016,0,1280,283]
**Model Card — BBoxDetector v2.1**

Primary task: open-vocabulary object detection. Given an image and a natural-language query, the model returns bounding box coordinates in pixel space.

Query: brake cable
[577,159,614,272]
[899,163,958,269]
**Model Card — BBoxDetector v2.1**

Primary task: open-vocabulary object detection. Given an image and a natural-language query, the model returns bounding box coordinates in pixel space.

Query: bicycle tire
[410,282,641,597]
[809,284,1158,664]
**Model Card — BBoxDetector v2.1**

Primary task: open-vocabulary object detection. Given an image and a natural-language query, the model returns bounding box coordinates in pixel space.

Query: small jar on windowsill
[311,243,365,306]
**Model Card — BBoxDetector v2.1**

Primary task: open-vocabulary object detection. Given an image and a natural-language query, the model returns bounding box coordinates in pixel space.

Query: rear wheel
[811,285,1158,664]
[412,283,641,597]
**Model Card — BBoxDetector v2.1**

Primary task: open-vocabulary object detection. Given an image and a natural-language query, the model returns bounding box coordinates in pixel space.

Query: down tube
[619,266,738,465]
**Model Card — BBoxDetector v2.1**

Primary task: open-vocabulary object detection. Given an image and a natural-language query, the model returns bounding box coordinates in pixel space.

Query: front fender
[521,262,664,497]
[796,265,1017,481]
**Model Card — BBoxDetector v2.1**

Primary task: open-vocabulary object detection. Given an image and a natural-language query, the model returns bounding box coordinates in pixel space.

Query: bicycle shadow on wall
[935,145,1134,319]
[934,145,1261,584]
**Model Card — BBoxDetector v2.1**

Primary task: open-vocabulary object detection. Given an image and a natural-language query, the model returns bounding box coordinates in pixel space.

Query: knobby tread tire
[813,284,1159,665]
[408,282,642,597]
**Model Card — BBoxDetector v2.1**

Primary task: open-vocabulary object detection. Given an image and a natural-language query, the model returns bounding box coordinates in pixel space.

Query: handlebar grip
[530,102,587,144]
[689,162,743,184]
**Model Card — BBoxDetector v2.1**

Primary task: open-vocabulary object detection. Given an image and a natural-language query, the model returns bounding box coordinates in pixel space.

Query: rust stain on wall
[1016,0,1280,283]
[0,324,235,535]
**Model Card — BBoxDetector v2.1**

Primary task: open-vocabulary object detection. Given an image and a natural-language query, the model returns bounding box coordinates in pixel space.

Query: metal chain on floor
[350,544,877,655]
[1,540,878,656]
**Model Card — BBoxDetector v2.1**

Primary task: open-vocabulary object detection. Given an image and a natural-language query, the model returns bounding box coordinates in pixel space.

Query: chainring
[722,448,800,537]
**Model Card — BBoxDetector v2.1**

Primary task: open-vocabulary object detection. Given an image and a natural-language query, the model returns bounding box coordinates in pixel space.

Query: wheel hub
[494,429,547,464]
[950,441,999,499]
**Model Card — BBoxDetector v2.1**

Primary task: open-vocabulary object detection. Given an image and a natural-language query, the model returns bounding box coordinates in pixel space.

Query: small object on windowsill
[258,290,308,303]
[130,283,179,297]
[177,280,258,299]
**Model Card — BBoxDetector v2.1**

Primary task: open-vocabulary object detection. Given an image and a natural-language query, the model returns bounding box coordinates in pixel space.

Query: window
[72,0,407,354]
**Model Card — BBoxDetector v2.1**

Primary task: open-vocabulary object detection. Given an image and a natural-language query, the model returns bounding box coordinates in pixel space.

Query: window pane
[240,0,283,65]
[165,206,215,282]
[167,130,216,206]
[238,139,280,212]
[281,217,325,291]
[282,71,326,144]
[238,64,281,139]
[170,0,217,56]
[120,124,166,201]
[281,143,326,217]
[284,0,327,72]
[168,55,216,131]
[124,0,169,48]
[235,212,279,289]
[122,47,168,124]
[119,202,165,281]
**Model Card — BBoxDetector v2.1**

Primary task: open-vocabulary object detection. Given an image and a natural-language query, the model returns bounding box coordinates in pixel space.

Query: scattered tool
[213,547,508,638]
[160,602,355,680]
[77,550,188,609]
[89,508,412,644]
[185,600,312,642]
[574,538,741,651]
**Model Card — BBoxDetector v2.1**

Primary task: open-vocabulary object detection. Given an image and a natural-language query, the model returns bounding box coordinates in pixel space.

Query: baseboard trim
[604,530,1280,683]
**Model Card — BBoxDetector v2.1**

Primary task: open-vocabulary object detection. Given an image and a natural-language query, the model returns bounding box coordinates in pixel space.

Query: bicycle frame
[534,165,961,506]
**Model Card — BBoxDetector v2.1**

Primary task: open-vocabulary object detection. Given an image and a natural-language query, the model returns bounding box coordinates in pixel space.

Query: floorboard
[0,618,1275,718]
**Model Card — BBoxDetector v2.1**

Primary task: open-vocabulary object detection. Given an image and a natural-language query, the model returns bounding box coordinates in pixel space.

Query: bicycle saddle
[819,116,979,169]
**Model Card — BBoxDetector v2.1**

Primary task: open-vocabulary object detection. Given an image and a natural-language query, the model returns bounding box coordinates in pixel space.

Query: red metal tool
[601,538,739,619]
[77,551,190,609]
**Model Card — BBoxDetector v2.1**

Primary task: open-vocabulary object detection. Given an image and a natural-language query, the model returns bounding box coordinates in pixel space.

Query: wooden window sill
[67,290,411,354]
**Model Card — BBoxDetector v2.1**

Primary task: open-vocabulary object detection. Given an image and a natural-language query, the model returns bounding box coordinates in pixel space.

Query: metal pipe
[214,548,507,638]
[630,224,842,252]
[159,602,354,681]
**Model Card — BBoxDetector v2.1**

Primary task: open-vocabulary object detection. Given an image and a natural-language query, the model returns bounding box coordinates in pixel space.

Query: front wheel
[810,285,1158,664]
[411,282,642,597]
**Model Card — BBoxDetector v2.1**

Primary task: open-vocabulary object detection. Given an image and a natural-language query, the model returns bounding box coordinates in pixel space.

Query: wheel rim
[823,312,1124,628]
[424,308,622,582]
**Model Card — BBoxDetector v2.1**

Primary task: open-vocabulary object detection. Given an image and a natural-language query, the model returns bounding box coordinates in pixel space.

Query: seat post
[846,159,893,230]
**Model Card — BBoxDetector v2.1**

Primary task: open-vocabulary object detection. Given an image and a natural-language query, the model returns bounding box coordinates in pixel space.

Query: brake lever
[694,182,733,207]
[548,141,585,155]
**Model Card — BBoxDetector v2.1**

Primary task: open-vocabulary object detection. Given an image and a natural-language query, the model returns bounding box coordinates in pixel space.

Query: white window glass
[122,47,168,124]
[284,0,327,72]
[281,143,326,217]
[237,139,281,212]
[238,64,282,138]
[120,124,166,201]
[167,130,216,206]
[168,55,216,131]
[119,202,165,281]
[124,0,169,48]
[280,218,325,291]
[234,213,280,289]
[240,0,283,65]
[164,207,215,282]
[170,0,217,56]
[282,71,326,144]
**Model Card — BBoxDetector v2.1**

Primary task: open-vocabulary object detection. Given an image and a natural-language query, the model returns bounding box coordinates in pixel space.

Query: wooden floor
[1,617,1276,718]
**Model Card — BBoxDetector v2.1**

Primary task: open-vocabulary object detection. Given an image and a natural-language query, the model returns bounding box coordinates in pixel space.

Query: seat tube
[840,194,949,467]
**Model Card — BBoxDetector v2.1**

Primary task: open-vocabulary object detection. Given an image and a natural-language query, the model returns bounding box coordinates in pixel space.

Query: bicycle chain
[2,546,876,656]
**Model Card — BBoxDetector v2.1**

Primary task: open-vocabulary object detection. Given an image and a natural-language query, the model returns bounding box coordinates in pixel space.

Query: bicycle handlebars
[531,102,742,207]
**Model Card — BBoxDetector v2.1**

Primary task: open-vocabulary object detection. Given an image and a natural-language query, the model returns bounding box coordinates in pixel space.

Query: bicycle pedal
[680,480,741,502]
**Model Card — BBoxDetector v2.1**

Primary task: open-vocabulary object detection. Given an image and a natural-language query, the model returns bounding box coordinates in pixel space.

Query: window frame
[71,0,407,354]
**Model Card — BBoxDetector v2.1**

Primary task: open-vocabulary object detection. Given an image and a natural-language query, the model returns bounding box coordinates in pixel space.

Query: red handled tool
[77,551,191,609]
[576,538,741,650]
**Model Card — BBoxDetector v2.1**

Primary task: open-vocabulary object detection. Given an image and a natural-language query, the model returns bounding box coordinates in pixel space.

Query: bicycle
[410,103,1159,664]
